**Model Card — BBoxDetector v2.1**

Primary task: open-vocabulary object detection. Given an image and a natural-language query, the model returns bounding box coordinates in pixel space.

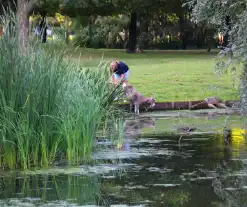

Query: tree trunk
[178,14,187,50]
[127,12,137,53]
[17,0,34,50]
[139,12,149,49]
[17,5,29,49]
[39,13,48,43]
[88,15,94,47]
[222,15,231,47]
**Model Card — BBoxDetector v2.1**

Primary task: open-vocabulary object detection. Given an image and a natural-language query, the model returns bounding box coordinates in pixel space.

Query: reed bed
[0,11,124,170]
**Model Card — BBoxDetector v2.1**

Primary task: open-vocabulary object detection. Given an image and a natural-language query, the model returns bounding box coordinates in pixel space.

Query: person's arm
[111,74,115,83]
[113,78,119,86]
[118,62,128,81]
[121,74,125,82]
[112,62,121,85]
[110,73,119,86]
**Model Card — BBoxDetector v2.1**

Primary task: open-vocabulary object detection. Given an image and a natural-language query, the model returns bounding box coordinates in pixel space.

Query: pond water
[0,110,247,207]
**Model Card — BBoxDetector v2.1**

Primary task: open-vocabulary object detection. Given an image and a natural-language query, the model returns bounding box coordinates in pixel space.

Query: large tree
[112,0,184,51]
[62,0,137,51]
[62,0,166,52]
[1,0,61,47]
[187,0,247,112]
[124,0,189,51]
[62,0,190,51]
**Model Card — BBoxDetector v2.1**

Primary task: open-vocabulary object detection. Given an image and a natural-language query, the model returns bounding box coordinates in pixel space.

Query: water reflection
[117,118,156,151]
[214,128,247,160]
[0,125,247,206]
[124,118,156,138]
[0,174,105,206]
[231,128,246,156]
[0,172,192,206]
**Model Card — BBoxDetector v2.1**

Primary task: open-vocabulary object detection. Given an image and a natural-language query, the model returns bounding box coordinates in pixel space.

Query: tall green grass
[0,11,124,170]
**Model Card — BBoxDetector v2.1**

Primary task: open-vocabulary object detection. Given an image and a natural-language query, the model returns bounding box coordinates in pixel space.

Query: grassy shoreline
[44,45,240,102]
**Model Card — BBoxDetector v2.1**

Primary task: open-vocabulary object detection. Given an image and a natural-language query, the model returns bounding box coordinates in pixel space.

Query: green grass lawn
[45,45,240,102]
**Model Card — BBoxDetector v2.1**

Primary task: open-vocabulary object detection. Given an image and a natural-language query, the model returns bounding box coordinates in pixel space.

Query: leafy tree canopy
[187,0,247,110]
[0,0,62,15]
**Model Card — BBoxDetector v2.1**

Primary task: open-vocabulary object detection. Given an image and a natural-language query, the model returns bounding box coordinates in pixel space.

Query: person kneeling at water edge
[110,61,130,86]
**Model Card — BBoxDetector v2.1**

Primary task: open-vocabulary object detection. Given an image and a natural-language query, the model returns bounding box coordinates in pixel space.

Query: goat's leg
[134,104,140,115]
[217,103,229,109]
[129,103,133,112]
[134,104,137,114]
[136,105,140,115]
[152,125,156,133]
[145,106,149,112]
[208,103,217,109]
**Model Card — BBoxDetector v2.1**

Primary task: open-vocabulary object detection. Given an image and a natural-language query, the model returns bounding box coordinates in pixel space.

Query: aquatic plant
[0,10,124,170]
[108,116,125,149]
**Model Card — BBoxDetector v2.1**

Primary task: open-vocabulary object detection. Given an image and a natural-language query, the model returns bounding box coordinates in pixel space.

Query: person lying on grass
[110,60,130,86]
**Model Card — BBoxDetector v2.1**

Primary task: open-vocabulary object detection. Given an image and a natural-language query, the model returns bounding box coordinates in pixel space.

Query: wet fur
[190,97,229,110]
[123,84,156,114]
[205,97,228,109]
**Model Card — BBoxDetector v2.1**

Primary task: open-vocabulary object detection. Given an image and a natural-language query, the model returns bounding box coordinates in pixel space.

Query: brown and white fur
[205,97,229,109]
[190,96,229,110]
[123,83,156,114]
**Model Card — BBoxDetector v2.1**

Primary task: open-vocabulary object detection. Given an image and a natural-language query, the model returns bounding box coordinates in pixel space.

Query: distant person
[110,61,130,86]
